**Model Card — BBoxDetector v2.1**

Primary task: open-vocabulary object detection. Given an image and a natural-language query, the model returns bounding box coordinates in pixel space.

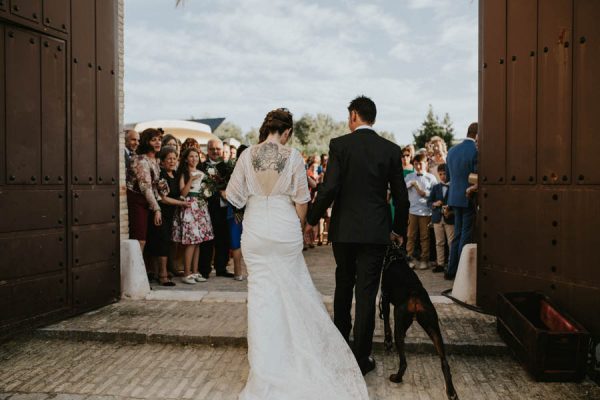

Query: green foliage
[244,128,259,145]
[214,121,244,142]
[241,113,397,152]
[412,105,455,150]
[292,113,348,154]
[379,130,397,143]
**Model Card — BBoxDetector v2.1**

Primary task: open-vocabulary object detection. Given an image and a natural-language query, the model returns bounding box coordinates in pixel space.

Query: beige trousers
[406,214,431,261]
[433,221,455,266]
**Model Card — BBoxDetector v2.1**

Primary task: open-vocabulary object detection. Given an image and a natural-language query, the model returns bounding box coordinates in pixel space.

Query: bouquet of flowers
[197,161,235,204]
[196,175,216,205]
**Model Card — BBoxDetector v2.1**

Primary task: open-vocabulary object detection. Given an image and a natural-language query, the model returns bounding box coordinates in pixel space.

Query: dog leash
[440,288,495,316]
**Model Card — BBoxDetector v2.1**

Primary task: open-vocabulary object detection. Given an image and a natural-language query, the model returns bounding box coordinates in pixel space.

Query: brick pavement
[3,244,599,399]
[0,338,598,400]
[152,245,453,296]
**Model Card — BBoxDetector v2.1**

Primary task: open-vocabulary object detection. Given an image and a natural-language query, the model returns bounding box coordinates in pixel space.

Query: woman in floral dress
[172,147,214,284]
[126,128,168,253]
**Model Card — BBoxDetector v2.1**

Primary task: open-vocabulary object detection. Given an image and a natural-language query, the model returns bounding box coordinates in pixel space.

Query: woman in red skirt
[126,128,167,252]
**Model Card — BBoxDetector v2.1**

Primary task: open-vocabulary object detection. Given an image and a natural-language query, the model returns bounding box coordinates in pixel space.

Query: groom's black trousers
[332,242,387,365]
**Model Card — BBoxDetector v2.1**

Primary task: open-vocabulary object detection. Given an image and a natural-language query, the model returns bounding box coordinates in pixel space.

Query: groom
[304,96,409,375]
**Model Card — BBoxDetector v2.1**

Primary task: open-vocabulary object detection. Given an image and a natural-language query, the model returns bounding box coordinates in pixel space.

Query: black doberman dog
[379,244,459,400]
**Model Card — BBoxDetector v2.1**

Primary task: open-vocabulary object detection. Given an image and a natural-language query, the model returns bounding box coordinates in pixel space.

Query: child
[172,148,214,284]
[427,164,454,273]
[404,153,438,270]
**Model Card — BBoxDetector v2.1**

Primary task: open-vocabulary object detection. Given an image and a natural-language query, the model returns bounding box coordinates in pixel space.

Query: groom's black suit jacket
[307,128,409,244]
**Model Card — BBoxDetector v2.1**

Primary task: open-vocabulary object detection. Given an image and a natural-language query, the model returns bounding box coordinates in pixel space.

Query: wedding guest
[161,134,180,157]
[199,150,207,163]
[124,129,139,170]
[405,153,438,270]
[223,143,232,162]
[305,155,322,247]
[446,122,478,280]
[391,146,415,222]
[227,144,248,281]
[307,155,319,177]
[405,144,416,160]
[230,145,238,160]
[427,163,454,273]
[172,147,215,284]
[301,152,309,167]
[428,136,447,181]
[401,146,414,177]
[319,153,331,244]
[180,137,200,156]
[199,138,234,278]
[126,128,165,252]
[320,153,329,173]
[146,146,191,286]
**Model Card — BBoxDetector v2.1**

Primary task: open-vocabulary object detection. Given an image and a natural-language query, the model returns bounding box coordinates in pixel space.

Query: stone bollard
[451,243,477,305]
[120,239,150,299]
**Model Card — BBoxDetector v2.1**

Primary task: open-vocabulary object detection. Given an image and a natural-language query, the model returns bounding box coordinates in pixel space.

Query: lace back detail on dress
[249,143,292,196]
[226,143,310,209]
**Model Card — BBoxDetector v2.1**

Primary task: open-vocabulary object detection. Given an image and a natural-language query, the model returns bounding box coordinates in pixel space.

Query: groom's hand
[390,232,404,246]
[304,224,317,244]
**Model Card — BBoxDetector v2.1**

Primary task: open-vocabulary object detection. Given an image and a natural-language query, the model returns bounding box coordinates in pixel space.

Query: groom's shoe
[359,356,376,376]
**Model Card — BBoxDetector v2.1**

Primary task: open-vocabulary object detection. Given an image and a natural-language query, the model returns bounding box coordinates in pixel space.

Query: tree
[379,130,397,143]
[214,121,244,142]
[244,128,259,145]
[237,113,400,152]
[412,105,455,150]
[292,113,347,154]
[441,112,455,144]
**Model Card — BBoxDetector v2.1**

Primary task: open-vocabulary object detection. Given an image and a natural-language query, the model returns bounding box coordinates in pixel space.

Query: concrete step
[35,294,507,356]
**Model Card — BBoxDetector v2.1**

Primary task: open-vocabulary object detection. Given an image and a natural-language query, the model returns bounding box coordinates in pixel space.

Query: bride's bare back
[250,142,292,196]
[226,142,308,208]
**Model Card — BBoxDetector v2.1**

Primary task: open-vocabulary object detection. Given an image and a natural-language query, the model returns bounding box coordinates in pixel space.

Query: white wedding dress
[226,142,369,400]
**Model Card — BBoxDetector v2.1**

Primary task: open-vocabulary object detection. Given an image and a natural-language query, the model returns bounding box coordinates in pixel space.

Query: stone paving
[0,339,598,400]
[150,245,453,296]
[1,245,598,399]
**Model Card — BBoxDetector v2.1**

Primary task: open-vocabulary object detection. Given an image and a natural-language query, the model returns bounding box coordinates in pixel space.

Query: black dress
[146,169,181,257]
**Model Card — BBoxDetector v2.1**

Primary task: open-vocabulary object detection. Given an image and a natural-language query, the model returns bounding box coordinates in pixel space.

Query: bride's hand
[303,224,316,244]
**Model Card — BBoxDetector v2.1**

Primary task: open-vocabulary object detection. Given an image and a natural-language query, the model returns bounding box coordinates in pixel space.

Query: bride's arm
[295,202,308,229]
[290,151,311,229]
[225,151,249,209]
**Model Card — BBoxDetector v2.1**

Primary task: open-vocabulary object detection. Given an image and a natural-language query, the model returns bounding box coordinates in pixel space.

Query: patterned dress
[172,170,214,245]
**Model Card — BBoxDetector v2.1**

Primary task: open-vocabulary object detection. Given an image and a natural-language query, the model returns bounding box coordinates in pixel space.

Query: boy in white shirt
[404,154,438,269]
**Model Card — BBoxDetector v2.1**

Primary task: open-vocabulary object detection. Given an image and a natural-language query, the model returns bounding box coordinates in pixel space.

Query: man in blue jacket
[446,122,478,280]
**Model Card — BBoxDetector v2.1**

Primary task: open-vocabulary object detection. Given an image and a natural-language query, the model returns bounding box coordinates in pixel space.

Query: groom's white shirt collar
[354,125,374,132]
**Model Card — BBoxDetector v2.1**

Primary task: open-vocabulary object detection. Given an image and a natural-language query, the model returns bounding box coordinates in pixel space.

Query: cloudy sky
[124,0,478,144]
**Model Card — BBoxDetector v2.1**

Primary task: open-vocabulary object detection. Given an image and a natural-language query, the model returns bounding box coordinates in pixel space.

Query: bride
[225,108,369,400]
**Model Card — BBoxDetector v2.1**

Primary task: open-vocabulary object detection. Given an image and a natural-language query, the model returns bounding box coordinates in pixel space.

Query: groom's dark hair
[348,96,376,124]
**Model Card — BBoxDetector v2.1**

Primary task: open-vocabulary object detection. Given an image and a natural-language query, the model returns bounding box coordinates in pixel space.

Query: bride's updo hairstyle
[258,108,293,143]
